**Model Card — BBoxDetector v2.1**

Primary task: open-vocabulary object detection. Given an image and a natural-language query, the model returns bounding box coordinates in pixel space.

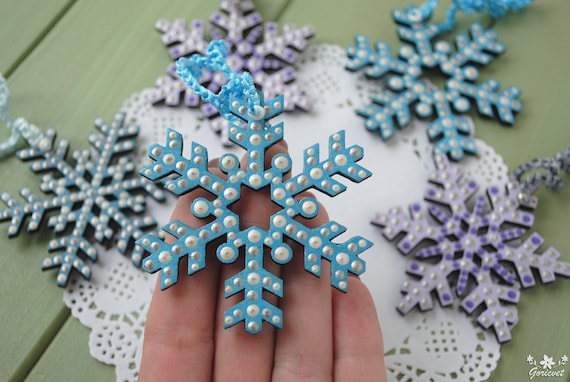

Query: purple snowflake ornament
[372,153,570,342]
[151,0,315,145]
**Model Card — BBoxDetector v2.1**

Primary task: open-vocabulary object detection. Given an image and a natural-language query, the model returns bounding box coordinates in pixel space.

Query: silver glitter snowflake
[372,153,570,342]
[0,112,166,286]
[151,0,314,145]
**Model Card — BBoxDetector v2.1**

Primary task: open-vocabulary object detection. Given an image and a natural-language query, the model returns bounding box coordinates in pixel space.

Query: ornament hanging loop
[0,74,51,157]
[511,145,570,196]
[413,0,534,31]
[175,40,261,120]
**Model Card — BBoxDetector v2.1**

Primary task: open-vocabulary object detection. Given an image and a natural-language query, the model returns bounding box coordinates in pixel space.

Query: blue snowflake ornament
[372,153,570,342]
[346,5,523,161]
[137,91,372,334]
[151,0,314,145]
[0,112,166,287]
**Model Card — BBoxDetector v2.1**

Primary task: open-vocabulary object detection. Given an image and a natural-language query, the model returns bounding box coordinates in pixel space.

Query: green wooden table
[1,1,569,381]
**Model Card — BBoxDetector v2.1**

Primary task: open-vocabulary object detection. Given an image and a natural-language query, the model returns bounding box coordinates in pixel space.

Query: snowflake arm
[210,1,262,44]
[41,234,97,286]
[372,204,439,254]
[500,233,570,287]
[399,259,457,313]
[156,18,208,60]
[355,86,420,141]
[448,78,522,125]
[346,35,418,78]
[461,272,520,343]
[0,187,56,236]
[222,227,285,333]
[427,90,477,160]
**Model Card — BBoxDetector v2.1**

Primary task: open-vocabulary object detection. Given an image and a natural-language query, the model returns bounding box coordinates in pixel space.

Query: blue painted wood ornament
[346,0,533,161]
[137,41,373,334]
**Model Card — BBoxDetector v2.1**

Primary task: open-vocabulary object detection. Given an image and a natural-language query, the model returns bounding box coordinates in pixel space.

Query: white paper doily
[63,43,506,381]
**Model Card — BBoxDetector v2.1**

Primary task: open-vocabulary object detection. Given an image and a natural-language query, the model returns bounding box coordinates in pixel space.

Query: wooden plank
[0,2,78,379]
[280,0,399,47]
[0,0,75,75]
[489,4,570,370]
[25,318,116,382]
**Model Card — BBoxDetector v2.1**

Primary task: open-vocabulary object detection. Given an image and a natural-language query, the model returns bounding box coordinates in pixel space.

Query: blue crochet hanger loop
[412,0,533,31]
[0,74,51,157]
[175,40,262,121]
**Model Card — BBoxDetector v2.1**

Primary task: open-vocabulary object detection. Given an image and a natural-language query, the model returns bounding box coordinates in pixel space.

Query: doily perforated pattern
[63,43,504,381]
[64,253,154,381]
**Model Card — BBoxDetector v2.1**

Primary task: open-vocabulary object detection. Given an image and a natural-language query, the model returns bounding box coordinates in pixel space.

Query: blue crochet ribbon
[175,40,261,120]
[416,0,533,31]
[511,145,570,195]
[0,74,50,157]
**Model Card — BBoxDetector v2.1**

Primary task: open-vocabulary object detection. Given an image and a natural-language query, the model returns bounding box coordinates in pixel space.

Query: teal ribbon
[414,0,533,31]
[175,40,261,120]
[0,74,50,157]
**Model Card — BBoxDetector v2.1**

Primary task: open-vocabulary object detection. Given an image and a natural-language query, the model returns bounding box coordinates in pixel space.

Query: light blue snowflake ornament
[137,41,372,334]
[0,80,166,286]
[346,0,532,160]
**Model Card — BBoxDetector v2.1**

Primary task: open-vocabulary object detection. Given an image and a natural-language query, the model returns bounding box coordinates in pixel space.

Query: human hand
[139,140,387,381]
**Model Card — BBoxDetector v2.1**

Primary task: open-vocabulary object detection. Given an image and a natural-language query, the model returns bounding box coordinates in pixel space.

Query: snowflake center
[226,53,246,74]
[461,233,480,250]
[230,183,281,231]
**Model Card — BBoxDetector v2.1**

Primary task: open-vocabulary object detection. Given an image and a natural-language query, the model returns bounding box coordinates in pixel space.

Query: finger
[332,276,387,382]
[212,142,289,380]
[208,158,220,168]
[272,201,334,381]
[139,190,221,382]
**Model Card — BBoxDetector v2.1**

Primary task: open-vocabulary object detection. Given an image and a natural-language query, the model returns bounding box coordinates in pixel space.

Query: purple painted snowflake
[372,153,570,342]
[151,0,314,145]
